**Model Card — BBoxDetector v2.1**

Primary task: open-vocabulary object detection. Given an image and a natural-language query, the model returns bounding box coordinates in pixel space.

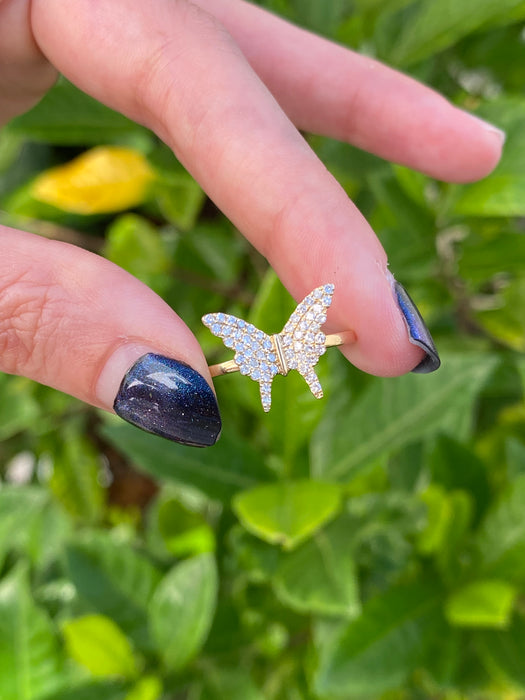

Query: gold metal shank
[208,330,356,378]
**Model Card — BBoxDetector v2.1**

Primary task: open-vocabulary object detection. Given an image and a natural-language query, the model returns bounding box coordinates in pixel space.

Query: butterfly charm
[202,284,334,412]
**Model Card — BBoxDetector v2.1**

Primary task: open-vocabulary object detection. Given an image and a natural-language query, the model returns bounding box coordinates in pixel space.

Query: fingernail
[113,353,221,447]
[468,114,506,145]
[394,282,440,373]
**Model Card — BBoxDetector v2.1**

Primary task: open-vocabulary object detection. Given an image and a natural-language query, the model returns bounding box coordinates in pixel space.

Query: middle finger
[32,0,427,376]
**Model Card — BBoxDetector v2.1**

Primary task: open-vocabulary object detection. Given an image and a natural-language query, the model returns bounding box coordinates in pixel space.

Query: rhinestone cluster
[202,283,335,412]
[201,314,280,405]
[279,283,333,394]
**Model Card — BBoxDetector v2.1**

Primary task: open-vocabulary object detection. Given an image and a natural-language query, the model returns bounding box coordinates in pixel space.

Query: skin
[0,0,504,413]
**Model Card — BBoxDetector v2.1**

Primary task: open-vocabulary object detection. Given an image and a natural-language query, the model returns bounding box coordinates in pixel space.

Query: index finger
[195,0,505,184]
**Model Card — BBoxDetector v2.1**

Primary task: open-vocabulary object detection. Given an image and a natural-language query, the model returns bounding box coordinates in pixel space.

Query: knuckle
[265,186,310,261]
[133,36,179,138]
[133,1,239,145]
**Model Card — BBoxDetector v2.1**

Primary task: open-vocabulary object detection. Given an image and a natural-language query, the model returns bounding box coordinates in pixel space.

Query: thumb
[0,226,221,447]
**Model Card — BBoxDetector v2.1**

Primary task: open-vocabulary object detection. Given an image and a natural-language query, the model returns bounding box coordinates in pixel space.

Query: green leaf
[289,0,350,36]
[429,435,491,522]
[310,136,386,196]
[346,493,426,594]
[273,516,360,617]
[382,0,525,67]
[458,232,525,284]
[0,129,23,173]
[0,137,53,204]
[476,475,525,583]
[445,580,516,629]
[0,486,71,571]
[48,427,105,524]
[233,480,342,550]
[100,417,269,503]
[8,79,151,146]
[40,681,128,700]
[0,487,47,569]
[506,438,525,480]
[228,527,282,583]
[0,564,63,700]
[455,177,525,218]
[517,357,525,394]
[368,170,436,282]
[156,498,215,557]
[149,144,205,231]
[417,485,472,566]
[199,667,265,700]
[314,580,444,696]
[182,220,245,285]
[453,98,525,217]
[475,276,525,352]
[416,482,473,584]
[387,442,425,491]
[62,614,138,679]
[104,214,171,295]
[0,130,30,200]
[125,676,163,700]
[417,485,450,556]
[149,554,218,671]
[312,353,498,482]
[154,179,205,231]
[476,614,525,688]
[422,626,465,689]
[0,375,40,440]
[65,533,162,650]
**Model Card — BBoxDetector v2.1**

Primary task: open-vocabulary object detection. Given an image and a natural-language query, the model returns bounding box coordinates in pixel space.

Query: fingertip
[95,343,159,410]
[0,226,221,447]
[447,108,505,183]
[392,281,440,374]
[327,263,438,378]
[339,325,426,379]
[466,113,506,147]
[107,350,221,447]
[390,92,506,184]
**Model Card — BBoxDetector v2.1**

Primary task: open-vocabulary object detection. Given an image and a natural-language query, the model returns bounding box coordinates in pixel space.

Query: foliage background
[1,0,525,698]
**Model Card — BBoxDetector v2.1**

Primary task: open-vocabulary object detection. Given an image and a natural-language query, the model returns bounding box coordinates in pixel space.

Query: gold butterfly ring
[203,284,356,412]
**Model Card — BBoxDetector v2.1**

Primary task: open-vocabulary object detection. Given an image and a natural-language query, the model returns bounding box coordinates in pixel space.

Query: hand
[0,0,504,446]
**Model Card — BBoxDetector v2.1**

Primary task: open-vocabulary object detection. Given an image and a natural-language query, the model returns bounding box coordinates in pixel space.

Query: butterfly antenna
[301,369,323,399]
[259,381,272,412]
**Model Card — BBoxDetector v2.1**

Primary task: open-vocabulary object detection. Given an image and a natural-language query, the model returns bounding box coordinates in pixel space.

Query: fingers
[0,0,57,125]
[4,0,503,181]
[0,226,221,446]
[30,0,430,377]
[193,0,504,184]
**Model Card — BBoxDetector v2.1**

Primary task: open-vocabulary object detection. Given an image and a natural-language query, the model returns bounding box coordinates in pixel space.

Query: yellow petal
[32,146,155,215]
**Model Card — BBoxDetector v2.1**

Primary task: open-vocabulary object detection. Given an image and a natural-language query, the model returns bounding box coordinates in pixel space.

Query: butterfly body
[203,283,334,411]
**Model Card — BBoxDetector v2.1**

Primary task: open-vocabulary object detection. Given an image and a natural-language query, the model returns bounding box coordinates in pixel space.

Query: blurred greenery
[0,0,524,698]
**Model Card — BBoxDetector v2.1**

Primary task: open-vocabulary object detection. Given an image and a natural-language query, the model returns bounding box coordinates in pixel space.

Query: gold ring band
[209,329,356,378]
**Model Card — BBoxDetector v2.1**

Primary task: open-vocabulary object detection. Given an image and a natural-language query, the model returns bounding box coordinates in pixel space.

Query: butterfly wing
[278,284,334,397]
[202,312,280,411]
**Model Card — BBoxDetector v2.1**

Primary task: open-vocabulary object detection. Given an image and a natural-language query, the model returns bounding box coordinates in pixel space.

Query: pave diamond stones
[202,283,335,412]
[202,314,280,411]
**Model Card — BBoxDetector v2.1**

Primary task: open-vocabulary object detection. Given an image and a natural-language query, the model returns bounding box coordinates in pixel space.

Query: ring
[202,283,356,412]
[208,331,356,377]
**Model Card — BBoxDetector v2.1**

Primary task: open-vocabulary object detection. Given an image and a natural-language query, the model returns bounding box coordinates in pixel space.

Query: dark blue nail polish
[394,282,441,373]
[113,354,221,447]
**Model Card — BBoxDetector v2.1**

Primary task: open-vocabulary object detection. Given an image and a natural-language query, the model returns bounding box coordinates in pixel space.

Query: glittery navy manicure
[394,282,440,373]
[113,354,221,447]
